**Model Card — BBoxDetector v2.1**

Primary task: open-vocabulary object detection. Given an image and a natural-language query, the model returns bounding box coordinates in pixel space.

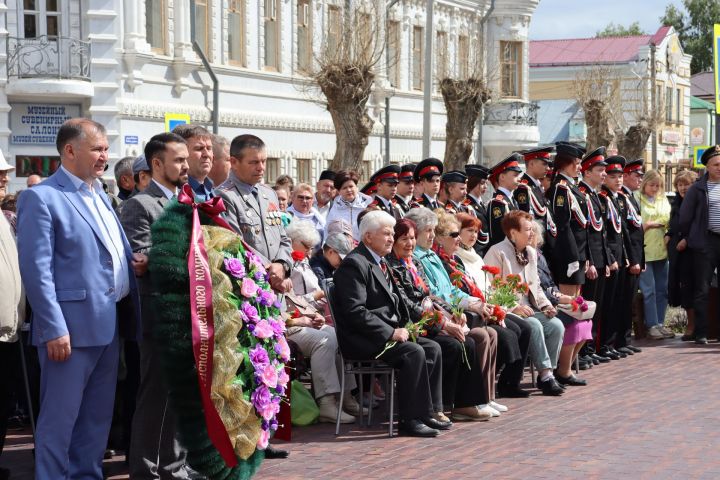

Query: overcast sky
[529,0,685,40]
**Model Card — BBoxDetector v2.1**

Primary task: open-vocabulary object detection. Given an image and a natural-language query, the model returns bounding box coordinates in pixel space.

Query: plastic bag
[290,380,319,426]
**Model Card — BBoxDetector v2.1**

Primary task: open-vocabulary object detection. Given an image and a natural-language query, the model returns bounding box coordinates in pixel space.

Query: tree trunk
[583,99,614,151]
[318,63,375,172]
[616,121,653,161]
[441,78,487,171]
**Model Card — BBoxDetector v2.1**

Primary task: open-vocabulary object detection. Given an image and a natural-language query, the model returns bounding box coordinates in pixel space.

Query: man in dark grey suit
[119,132,191,479]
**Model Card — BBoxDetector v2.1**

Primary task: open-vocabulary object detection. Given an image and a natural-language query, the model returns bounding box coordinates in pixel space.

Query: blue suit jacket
[17,169,141,347]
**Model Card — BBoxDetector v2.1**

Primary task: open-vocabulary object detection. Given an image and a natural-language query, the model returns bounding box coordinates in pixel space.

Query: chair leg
[574,354,580,374]
[529,362,536,388]
[336,363,347,436]
[388,369,395,437]
[358,368,364,427]
[368,372,375,427]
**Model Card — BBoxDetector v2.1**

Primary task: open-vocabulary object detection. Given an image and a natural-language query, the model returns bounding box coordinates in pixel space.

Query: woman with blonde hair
[637,170,673,339]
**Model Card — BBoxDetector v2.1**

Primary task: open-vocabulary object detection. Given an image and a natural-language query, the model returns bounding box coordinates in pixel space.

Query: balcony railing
[484,101,539,126]
[7,36,91,81]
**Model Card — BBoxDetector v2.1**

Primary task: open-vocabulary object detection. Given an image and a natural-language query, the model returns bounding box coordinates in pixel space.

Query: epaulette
[578,185,587,194]
[493,194,506,202]
[599,190,609,197]
[555,180,569,190]
[369,199,379,207]
[462,198,472,206]
[520,178,529,185]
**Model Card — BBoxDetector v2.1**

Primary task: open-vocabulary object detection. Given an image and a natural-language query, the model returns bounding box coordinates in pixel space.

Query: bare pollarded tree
[309,1,385,172]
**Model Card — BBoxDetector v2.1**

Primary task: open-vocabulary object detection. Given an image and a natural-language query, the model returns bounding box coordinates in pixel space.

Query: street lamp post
[421,0,433,158]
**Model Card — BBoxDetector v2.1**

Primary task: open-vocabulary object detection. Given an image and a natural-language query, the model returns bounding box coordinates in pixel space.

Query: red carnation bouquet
[481,266,530,325]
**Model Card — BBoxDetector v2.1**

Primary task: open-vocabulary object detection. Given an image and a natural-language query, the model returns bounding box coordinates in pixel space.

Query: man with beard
[119,133,195,479]
[172,124,214,201]
[315,170,336,219]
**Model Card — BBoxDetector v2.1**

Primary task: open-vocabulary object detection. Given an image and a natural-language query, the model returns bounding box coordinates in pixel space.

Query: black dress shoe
[695,337,708,345]
[599,349,620,360]
[104,449,116,459]
[681,334,694,342]
[626,345,642,353]
[399,419,439,437]
[497,384,531,398]
[422,416,452,430]
[264,445,290,459]
[537,377,564,396]
[555,373,588,386]
[582,354,599,365]
[616,346,634,355]
[590,353,611,363]
[610,348,627,358]
[578,361,591,371]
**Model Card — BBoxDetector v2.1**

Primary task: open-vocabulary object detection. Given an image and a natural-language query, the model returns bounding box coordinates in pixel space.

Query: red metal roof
[530,26,671,67]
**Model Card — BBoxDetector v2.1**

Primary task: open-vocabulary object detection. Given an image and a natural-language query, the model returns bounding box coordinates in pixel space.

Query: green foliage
[596,21,646,37]
[660,0,720,73]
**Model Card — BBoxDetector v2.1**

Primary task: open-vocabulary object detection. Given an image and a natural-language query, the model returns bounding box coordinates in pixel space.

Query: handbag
[556,300,596,321]
[290,380,320,426]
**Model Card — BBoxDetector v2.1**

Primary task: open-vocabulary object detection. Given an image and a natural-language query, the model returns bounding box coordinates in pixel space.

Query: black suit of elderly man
[332,210,449,437]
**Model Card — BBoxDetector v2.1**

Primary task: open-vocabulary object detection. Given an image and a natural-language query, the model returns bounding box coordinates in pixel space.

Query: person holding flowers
[405,207,532,399]
[483,210,566,396]
[387,218,499,422]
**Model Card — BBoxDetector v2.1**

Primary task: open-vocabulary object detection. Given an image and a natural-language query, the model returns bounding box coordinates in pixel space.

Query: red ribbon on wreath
[177,184,237,467]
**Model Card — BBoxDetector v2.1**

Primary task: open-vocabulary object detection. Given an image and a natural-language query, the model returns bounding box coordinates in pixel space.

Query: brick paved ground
[3,338,720,479]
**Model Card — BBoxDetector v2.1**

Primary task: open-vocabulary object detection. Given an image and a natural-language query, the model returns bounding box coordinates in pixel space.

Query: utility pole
[421,0,433,158]
[650,42,657,170]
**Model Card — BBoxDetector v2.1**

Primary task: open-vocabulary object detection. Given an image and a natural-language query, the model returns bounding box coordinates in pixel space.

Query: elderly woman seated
[287,183,325,246]
[387,218,501,421]
[283,220,365,422]
[310,231,354,283]
[405,207,531,399]
[483,211,566,396]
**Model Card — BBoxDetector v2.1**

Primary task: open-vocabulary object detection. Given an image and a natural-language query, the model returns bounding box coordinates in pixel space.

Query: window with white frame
[500,41,522,98]
[228,0,246,66]
[146,0,166,52]
[264,0,280,70]
[387,20,400,88]
[675,88,681,123]
[21,0,61,38]
[297,0,312,73]
[412,26,424,91]
[665,86,672,122]
[326,5,341,57]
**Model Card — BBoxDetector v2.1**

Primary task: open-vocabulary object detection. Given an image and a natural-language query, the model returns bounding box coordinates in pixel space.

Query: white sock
[540,372,554,381]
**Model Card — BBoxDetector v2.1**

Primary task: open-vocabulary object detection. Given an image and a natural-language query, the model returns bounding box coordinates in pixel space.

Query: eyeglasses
[295,195,313,201]
[447,231,460,238]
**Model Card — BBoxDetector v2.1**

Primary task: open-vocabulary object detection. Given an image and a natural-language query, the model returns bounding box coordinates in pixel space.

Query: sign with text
[660,129,681,145]
[165,113,191,132]
[124,135,139,145]
[10,104,80,145]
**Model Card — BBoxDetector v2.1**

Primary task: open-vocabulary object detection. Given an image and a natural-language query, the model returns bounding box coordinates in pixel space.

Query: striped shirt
[708,181,720,233]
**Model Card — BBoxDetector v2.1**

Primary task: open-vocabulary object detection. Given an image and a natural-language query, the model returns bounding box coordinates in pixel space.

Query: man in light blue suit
[17,118,141,479]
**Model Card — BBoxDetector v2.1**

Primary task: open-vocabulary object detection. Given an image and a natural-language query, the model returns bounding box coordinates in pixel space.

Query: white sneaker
[659,325,676,339]
[342,395,369,417]
[489,400,508,412]
[647,325,665,340]
[477,404,500,417]
[318,395,355,424]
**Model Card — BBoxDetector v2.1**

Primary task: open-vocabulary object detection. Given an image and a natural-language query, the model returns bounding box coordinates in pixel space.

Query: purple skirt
[563,319,593,345]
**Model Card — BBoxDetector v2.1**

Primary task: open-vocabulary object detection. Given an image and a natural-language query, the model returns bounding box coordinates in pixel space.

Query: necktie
[379,259,391,285]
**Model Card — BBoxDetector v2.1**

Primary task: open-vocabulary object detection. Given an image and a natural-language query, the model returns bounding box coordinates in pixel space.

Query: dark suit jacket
[332,242,410,359]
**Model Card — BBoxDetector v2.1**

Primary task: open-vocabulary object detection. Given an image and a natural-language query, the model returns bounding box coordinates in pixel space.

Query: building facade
[1,0,539,192]
[529,26,692,170]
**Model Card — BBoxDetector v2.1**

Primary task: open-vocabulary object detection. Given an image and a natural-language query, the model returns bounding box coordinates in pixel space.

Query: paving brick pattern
[2,339,719,479]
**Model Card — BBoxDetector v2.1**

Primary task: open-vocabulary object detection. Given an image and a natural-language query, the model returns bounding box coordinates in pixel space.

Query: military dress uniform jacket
[463,194,490,255]
[215,172,293,270]
[411,193,440,211]
[599,187,625,267]
[394,194,411,214]
[443,199,472,216]
[515,173,557,249]
[488,189,517,248]
[368,195,404,221]
[618,186,645,269]
[547,173,589,282]
[579,181,611,270]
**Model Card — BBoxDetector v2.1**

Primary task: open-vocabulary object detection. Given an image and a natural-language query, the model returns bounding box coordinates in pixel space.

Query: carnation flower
[249,344,270,367]
[241,278,258,298]
[291,250,306,261]
[482,265,500,276]
[253,319,275,339]
[223,257,246,279]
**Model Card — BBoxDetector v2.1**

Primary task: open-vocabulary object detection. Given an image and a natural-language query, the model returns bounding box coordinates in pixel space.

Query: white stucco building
[1,0,539,192]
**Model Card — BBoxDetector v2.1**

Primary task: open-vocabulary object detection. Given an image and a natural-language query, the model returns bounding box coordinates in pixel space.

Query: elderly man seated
[333,210,449,437]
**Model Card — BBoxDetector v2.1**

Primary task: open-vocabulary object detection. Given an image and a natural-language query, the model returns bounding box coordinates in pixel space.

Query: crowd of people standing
[0,117,718,478]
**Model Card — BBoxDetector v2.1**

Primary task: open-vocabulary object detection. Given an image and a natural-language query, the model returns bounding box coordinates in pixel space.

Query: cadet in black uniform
[487,153,523,247]
[366,164,404,221]
[597,156,629,359]
[515,146,557,252]
[394,163,416,214]
[411,158,443,209]
[442,170,472,215]
[546,142,588,295]
[464,164,491,255]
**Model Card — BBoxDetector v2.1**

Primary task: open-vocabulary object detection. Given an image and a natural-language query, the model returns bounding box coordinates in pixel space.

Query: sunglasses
[447,231,460,238]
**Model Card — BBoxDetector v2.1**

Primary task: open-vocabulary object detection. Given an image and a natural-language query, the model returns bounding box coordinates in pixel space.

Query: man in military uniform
[216,134,293,294]
[394,163,416,214]
[614,159,645,353]
[360,181,378,197]
[464,164,491,255]
[515,147,557,250]
[366,164,404,220]
[411,158,443,210]
[487,154,523,247]
[441,171,472,215]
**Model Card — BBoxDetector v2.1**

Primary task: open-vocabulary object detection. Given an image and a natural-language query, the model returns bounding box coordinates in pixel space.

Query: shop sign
[660,130,681,145]
[10,104,80,145]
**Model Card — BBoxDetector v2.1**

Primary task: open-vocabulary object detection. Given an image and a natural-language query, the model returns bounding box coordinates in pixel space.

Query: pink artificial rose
[257,429,270,450]
[259,400,280,421]
[253,319,275,339]
[275,336,291,362]
[277,368,290,388]
[259,363,279,388]
[241,277,258,298]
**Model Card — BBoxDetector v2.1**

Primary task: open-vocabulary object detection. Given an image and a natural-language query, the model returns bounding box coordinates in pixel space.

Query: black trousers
[496,314,531,388]
[378,336,442,420]
[598,270,622,349]
[615,268,639,348]
[0,341,17,457]
[692,235,720,338]
[431,335,484,410]
[583,272,607,342]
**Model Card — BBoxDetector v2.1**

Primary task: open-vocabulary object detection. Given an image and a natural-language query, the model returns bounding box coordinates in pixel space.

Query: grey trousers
[520,312,565,371]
